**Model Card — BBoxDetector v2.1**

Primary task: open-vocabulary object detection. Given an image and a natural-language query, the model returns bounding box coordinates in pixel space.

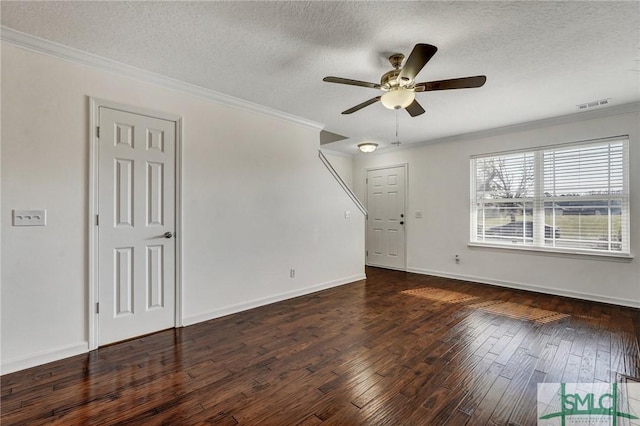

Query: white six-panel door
[366,166,406,270]
[98,107,176,345]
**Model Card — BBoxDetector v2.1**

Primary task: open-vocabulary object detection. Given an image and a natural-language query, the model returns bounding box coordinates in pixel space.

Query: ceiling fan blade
[405,100,426,117]
[323,76,382,89]
[398,44,438,83]
[415,75,487,92]
[342,97,381,114]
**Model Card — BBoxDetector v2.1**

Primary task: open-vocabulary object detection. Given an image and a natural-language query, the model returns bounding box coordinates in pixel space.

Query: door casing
[88,97,183,350]
[365,164,408,271]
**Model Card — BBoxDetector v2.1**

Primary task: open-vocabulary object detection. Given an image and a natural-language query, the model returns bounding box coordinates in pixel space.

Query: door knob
[163,231,173,239]
[400,221,404,225]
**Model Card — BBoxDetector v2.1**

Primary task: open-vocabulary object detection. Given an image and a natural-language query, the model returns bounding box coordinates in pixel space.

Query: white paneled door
[98,107,176,346]
[366,166,406,270]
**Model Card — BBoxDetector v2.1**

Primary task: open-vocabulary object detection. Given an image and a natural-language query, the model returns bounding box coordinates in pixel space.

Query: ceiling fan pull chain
[393,110,401,146]
[397,111,400,145]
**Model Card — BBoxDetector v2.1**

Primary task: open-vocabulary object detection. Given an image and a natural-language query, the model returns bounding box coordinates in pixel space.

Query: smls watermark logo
[538,382,640,425]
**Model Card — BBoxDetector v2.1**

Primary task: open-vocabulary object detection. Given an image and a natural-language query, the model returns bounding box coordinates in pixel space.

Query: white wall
[321,150,354,189]
[354,107,640,307]
[1,43,365,373]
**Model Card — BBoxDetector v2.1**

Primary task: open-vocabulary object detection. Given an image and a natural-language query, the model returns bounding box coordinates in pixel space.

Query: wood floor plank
[508,369,546,426]
[466,374,511,425]
[2,267,638,425]
[456,361,505,415]
[545,339,573,383]
[488,353,538,425]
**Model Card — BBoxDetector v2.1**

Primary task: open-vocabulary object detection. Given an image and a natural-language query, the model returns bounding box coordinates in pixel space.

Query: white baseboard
[365,262,407,272]
[1,342,89,375]
[1,274,366,375]
[183,273,366,326]
[406,267,640,309]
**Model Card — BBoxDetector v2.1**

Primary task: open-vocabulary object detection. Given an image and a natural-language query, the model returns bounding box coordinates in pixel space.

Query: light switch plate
[13,209,47,226]
[415,211,423,219]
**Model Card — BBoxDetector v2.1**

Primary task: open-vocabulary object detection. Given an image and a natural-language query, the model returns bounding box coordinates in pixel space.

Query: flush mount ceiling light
[358,142,378,153]
[380,87,415,110]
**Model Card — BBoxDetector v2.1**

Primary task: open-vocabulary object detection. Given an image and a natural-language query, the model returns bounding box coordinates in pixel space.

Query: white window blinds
[471,136,629,255]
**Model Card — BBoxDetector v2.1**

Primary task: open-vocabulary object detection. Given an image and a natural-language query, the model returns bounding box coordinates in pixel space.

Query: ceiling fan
[323,43,486,117]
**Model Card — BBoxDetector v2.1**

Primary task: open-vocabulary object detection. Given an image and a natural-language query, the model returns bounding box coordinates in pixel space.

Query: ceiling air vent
[577,98,611,110]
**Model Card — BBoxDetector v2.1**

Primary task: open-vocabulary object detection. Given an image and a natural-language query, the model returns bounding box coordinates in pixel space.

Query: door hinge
[366,178,368,184]
[96,215,99,226]
[96,302,99,314]
[96,126,100,138]
[366,250,368,257]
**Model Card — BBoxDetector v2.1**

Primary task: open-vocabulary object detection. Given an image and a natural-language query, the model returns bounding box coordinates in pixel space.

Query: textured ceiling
[2,1,639,154]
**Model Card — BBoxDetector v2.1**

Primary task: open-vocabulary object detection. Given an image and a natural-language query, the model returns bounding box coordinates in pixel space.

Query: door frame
[88,97,184,350]
[364,163,408,271]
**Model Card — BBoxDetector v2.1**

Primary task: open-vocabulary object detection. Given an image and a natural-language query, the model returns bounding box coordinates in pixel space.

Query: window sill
[467,242,634,262]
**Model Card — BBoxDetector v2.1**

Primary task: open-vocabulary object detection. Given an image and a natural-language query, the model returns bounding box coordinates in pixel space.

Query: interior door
[366,166,406,270]
[98,106,176,345]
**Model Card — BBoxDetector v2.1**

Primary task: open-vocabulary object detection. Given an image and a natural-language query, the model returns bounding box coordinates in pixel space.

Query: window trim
[468,242,633,262]
[470,135,631,258]
[469,135,628,160]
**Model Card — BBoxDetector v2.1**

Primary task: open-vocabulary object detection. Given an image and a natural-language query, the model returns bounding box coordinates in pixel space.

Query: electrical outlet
[455,254,460,264]
[415,211,422,219]
[13,209,47,226]
[290,269,296,278]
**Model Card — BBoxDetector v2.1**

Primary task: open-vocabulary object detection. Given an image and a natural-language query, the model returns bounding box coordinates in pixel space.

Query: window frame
[469,136,632,260]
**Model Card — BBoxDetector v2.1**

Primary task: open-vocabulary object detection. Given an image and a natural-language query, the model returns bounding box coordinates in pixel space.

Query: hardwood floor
[2,267,639,425]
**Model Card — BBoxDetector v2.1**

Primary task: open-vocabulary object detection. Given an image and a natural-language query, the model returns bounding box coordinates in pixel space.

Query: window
[471,136,630,255]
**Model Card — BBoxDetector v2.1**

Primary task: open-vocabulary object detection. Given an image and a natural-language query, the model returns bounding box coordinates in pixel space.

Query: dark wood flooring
[2,267,639,425]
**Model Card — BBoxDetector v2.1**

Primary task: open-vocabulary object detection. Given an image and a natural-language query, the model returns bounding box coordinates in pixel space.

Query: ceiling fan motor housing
[384,53,413,89]
[381,69,404,90]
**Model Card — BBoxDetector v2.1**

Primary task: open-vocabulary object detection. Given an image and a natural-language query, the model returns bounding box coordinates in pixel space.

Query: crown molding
[369,101,640,155]
[1,26,324,131]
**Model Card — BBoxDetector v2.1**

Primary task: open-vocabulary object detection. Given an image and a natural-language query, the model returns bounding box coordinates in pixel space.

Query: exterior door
[98,107,176,345]
[366,166,406,270]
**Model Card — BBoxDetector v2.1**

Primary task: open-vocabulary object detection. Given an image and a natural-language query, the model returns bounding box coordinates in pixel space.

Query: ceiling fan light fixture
[358,142,378,153]
[380,88,415,110]
[323,43,484,118]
